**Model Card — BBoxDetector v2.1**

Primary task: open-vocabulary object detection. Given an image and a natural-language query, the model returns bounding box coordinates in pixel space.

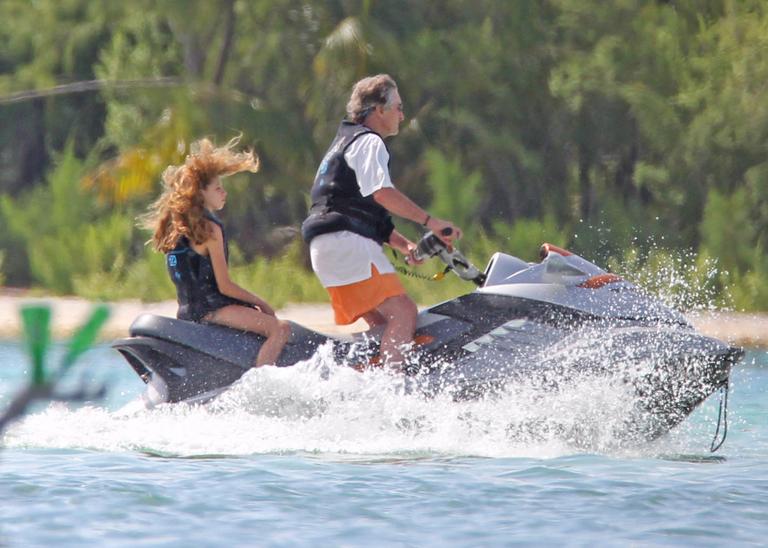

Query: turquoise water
[1,340,766,547]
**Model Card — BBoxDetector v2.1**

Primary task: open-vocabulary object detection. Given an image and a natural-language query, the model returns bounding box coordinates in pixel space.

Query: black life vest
[166,212,247,322]
[301,121,395,245]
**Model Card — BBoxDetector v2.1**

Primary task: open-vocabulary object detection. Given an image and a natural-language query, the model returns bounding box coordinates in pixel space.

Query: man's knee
[380,294,417,322]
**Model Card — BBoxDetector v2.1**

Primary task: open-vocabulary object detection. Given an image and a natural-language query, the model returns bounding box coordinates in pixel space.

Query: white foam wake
[5,337,720,459]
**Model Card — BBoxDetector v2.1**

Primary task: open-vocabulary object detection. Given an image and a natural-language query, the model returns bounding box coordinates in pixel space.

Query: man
[302,74,461,369]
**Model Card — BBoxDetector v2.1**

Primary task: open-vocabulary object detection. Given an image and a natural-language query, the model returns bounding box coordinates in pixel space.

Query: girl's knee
[266,319,291,341]
[278,320,291,341]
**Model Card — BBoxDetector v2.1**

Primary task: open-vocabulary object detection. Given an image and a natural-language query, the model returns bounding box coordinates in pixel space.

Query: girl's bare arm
[205,223,276,316]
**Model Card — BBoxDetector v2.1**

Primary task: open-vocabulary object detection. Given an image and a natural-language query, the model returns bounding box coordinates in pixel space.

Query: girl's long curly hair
[143,137,259,253]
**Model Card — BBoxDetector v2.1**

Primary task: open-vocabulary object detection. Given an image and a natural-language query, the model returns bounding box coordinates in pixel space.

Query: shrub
[607,247,725,311]
[423,148,482,232]
[229,239,328,309]
[2,143,140,294]
[73,245,175,302]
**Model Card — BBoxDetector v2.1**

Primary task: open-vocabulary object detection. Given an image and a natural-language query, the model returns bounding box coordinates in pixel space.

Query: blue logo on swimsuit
[318,158,329,176]
[168,255,177,267]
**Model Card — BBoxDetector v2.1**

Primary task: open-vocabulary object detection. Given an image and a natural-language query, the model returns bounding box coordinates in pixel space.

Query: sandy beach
[0,293,367,341]
[1,293,766,348]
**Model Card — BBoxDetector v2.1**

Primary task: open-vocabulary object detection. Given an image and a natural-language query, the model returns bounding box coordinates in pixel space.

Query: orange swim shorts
[325,265,406,325]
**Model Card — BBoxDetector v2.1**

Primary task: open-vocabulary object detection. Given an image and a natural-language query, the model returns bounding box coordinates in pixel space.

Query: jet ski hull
[113,298,742,440]
[113,245,744,443]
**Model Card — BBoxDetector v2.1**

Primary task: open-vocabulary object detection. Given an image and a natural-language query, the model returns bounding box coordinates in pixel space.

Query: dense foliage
[1,0,766,310]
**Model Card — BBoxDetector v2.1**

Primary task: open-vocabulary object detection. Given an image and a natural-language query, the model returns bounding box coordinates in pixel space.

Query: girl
[144,137,291,367]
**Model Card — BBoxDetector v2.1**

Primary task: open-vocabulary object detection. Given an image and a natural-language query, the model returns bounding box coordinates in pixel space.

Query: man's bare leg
[375,294,418,369]
[362,310,387,328]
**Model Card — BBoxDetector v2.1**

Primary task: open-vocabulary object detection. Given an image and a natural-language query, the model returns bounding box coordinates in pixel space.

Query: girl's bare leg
[207,305,292,367]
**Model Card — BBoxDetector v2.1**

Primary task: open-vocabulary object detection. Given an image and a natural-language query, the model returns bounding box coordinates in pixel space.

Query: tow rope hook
[391,249,451,282]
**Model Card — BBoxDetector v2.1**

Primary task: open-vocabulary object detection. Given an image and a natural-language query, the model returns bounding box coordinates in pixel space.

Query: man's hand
[404,241,424,265]
[388,230,423,265]
[426,217,462,244]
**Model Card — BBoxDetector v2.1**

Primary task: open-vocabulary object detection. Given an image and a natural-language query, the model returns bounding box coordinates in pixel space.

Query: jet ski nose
[725,345,745,368]
[704,343,743,387]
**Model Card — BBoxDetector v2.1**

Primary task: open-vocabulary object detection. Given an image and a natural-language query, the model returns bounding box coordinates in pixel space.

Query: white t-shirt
[344,133,394,196]
[310,133,396,287]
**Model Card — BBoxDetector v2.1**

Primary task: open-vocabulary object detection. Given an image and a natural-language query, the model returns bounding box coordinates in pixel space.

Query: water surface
[1,341,766,547]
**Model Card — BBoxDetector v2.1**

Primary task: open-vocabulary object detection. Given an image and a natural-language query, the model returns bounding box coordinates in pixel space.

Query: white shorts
[309,231,395,287]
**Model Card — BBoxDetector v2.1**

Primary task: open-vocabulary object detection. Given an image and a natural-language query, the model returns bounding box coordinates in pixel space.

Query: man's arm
[373,187,462,242]
[346,135,462,241]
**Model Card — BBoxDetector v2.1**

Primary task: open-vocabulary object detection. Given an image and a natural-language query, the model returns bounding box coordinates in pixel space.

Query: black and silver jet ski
[113,232,743,441]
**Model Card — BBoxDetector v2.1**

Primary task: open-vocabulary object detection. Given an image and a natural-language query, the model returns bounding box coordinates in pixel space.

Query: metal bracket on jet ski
[410,228,487,286]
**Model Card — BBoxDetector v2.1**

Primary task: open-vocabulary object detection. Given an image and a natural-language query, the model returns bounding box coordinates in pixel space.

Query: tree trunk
[213,0,236,86]
[614,126,639,203]
[579,142,593,221]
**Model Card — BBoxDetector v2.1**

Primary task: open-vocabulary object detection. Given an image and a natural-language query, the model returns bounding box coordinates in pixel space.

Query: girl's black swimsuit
[166,212,251,322]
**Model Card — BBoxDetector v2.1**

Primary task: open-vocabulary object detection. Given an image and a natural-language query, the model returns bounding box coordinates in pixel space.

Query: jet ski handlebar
[411,229,487,286]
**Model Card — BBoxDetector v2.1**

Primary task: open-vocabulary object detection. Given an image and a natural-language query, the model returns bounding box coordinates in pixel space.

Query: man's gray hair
[346,74,398,123]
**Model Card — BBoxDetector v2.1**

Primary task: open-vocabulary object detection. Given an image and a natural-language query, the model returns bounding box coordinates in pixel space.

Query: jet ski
[113,231,743,442]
